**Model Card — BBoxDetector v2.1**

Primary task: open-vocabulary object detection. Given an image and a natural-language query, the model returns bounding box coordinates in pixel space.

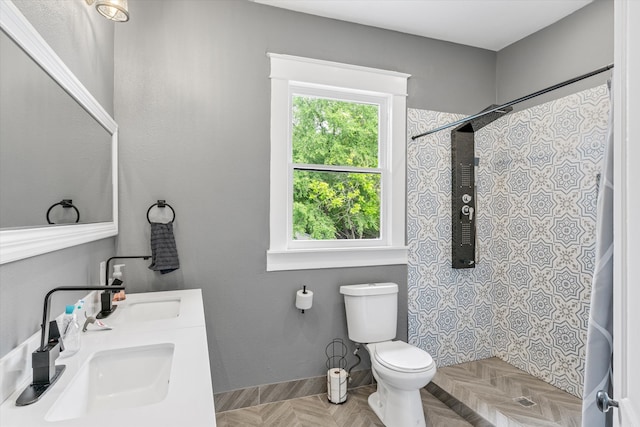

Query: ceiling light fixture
[85,0,129,23]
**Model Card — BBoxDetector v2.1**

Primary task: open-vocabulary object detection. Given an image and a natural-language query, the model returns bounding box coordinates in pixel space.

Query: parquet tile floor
[216,358,583,427]
[216,384,472,427]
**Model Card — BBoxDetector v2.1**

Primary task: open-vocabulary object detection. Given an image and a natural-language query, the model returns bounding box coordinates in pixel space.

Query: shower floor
[428,357,582,427]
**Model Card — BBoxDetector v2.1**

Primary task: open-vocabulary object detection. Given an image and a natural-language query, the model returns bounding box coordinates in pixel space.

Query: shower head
[455,104,513,133]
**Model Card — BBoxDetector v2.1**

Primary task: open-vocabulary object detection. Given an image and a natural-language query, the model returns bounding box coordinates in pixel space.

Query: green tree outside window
[292,96,381,240]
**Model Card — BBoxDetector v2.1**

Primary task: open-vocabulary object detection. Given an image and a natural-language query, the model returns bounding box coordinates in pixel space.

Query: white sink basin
[45,343,175,422]
[120,298,181,322]
[87,290,204,332]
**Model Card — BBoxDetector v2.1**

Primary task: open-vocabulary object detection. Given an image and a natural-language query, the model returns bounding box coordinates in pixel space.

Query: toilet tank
[340,283,398,343]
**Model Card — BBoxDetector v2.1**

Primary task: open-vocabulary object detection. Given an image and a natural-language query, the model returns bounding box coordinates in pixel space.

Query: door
[613,0,640,425]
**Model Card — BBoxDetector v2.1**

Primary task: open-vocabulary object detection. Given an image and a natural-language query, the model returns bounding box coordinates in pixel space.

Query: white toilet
[340,283,436,427]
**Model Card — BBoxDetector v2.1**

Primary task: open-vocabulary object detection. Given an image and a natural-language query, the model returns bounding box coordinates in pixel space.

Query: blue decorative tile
[530,141,555,167]
[416,192,440,218]
[417,288,441,312]
[510,168,533,193]
[454,285,476,308]
[509,309,532,338]
[578,129,606,159]
[493,149,512,174]
[416,238,440,263]
[529,190,555,218]
[552,269,582,299]
[553,161,584,192]
[492,194,511,216]
[578,246,595,275]
[509,120,533,149]
[435,308,460,335]
[493,326,509,352]
[529,338,554,371]
[552,216,583,244]
[493,280,509,307]
[474,303,492,329]
[577,300,591,331]
[492,237,510,261]
[552,109,583,138]
[508,262,532,289]
[527,240,555,269]
[455,327,476,356]
[552,322,582,354]
[527,289,554,319]
[407,219,420,242]
[509,217,532,242]
[579,189,598,218]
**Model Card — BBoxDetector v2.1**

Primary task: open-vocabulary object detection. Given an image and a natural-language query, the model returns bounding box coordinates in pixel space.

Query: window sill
[266,246,408,271]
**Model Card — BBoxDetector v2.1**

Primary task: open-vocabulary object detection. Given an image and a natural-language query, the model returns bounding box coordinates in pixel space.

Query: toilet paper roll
[296,289,313,310]
[327,368,347,404]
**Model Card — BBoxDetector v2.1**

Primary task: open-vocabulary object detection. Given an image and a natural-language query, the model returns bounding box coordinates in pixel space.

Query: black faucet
[16,285,124,406]
[98,255,150,319]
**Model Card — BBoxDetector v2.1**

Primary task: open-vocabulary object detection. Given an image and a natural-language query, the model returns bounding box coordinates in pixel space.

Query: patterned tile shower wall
[407,84,610,397]
[407,108,495,368]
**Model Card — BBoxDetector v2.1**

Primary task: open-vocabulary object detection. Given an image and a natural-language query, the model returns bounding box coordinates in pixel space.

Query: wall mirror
[0,0,118,264]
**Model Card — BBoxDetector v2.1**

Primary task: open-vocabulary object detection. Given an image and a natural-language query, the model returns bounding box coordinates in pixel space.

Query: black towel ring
[147,200,175,224]
[46,199,80,224]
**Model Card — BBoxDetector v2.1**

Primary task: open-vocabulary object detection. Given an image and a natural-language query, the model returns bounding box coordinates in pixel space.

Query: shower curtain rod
[411,63,614,140]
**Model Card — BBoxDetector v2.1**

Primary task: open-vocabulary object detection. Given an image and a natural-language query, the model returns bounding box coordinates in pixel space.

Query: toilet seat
[372,341,434,373]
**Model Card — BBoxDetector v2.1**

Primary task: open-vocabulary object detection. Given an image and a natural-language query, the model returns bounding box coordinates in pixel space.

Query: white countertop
[0,289,216,427]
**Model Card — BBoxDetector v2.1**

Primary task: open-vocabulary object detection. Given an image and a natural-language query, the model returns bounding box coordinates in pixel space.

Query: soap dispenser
[111,264,126,301]
[59,305,80,358]
[111,264,124,283]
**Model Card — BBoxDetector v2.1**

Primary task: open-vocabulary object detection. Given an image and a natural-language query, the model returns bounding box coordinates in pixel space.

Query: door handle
[596,390,619,413]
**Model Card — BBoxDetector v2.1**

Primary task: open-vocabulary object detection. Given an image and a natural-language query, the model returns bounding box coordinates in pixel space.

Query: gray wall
[113,0,496,393]
[0,0,115,357]
[496,0,613,110]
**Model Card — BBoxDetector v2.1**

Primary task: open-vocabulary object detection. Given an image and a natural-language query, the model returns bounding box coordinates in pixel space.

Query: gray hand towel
[148,222,180,274]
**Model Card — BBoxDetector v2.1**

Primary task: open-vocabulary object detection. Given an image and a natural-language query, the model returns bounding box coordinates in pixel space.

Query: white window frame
[267,53,409,271]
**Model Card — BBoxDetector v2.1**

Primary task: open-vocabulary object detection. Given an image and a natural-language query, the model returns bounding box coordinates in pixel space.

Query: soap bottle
[112,264,126,302]
[111,264,124,283]
[75,299,86,323]
[60,304,80,358]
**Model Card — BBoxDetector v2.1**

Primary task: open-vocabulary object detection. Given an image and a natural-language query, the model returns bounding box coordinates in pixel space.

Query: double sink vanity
[0,289,217,426]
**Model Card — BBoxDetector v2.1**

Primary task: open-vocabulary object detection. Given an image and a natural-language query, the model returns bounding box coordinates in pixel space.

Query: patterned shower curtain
[581,82,613,427]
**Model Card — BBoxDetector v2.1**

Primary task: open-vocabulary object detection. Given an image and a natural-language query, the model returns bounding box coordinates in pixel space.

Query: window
[267,54,409,271]
[291,88,386,245]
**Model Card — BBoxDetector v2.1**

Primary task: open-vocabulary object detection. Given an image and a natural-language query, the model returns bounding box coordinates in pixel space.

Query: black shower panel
[450,105,512,269]
[451,126,476,269]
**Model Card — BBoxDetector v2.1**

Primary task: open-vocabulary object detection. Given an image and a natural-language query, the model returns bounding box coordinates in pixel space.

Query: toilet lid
[373,341,434,373]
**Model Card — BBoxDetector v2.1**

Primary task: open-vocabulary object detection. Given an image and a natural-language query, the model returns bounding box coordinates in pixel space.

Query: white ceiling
[252,0,593,51]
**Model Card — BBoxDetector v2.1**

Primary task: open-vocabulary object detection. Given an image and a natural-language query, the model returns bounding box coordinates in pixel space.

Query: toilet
[340,283,436,427]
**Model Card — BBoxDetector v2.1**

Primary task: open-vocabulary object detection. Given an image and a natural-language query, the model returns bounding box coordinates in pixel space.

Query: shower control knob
[461,205,474,220]
[462,194,472,203]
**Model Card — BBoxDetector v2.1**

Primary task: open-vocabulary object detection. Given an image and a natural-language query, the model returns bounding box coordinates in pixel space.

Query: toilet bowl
[366,341,436,427]
[340,283,437,427]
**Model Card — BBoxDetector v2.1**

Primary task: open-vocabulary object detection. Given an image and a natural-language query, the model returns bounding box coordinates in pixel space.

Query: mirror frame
[0,0,118,264]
